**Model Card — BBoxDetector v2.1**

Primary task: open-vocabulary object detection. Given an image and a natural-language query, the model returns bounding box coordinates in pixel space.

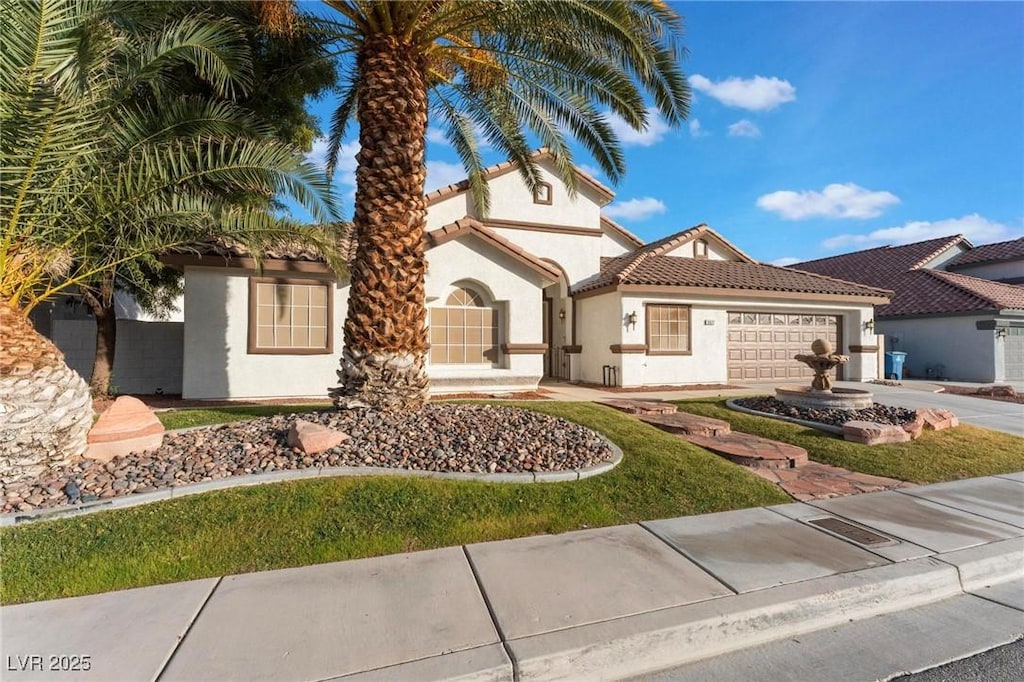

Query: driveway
[835,381,1024,437]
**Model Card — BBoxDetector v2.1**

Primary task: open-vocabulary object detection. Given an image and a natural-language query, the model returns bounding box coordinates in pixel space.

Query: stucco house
[792,236,1024,383]
[148,151,888,399]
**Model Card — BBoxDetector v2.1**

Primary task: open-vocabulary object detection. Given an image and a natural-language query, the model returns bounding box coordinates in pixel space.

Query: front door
[542,296,552,377]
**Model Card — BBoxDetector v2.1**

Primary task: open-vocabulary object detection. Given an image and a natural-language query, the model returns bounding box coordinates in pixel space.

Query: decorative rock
[842,420,912,445]
[902,415,925,439]
[87,396,164,444]
[991,385,1017,398]
[2,404,615,513]
[917,408,959,431]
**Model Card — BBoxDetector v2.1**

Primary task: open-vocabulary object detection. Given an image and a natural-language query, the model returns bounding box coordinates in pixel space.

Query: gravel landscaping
[1,404,614,513]
[733,397,917,428]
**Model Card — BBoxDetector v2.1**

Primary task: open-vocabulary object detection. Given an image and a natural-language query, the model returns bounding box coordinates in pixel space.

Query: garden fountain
[775,339,874,410]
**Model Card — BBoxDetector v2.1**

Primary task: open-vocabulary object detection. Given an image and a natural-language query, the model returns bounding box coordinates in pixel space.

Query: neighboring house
[792,236,1024,383]
[149,151,887,400]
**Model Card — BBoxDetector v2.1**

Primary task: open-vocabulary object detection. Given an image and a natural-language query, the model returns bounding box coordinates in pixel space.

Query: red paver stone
[639,412,731,437]
[917,408,959,431]
[87,395,164,443]
[598,399,677,415]
[287,420,349,455]
[682,432,808,469]
[842,420,912,445]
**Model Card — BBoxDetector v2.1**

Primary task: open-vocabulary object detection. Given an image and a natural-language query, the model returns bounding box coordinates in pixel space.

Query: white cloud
[690,74,797,111]
[605,106,671,147]
[602,197,667,221]
[757,183,900,220]
[822,214,1015,250]
[426,127,448,145]
[425,160,467,193]
[576,163,603,178]
[728,119,762,138]
[688,118,708,138]
[770,256,801,267]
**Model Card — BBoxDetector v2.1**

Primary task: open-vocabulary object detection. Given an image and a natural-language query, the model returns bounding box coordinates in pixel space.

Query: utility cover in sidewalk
[807,517,894,547]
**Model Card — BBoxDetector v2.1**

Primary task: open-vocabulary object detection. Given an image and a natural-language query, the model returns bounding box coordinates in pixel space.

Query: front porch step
[598,399,677,416]
[638,412,731,437]
[681,432,809,470]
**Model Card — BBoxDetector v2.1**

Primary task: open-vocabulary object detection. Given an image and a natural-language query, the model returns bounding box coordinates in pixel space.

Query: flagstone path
[599,399,912,501]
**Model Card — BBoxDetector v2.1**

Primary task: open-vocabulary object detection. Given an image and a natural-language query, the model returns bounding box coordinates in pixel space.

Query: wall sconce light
[996,327,1008,339]
[864,319,874,332]
[558,309,566,321]
[627,310,638,330]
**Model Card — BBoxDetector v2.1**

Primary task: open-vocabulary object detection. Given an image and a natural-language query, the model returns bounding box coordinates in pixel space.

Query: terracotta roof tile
[599,216,644,247]
[574,253,890,298]
[947,237,1024,268]
[792,235,1024,316]
[181,225,355,263]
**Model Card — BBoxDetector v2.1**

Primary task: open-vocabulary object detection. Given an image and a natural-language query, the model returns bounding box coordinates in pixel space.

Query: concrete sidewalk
[3,474,1022,681]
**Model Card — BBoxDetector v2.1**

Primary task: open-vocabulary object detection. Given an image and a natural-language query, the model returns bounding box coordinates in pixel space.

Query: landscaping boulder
[287,420,349,455]
[902,415,925,439]
[842,420,912,445]
[85,396,164,462]
[917,408,959,431]
[639,412,731,437]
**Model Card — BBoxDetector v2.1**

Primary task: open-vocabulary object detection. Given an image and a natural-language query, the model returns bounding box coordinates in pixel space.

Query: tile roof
[174,225,355,264]
[946,237,1024,268]
[424,148,615,206]
[574,250,890,299]
[599,216,644,247]
[791,235,1024,316]
[425,217,560,281]
[791,235,966,286]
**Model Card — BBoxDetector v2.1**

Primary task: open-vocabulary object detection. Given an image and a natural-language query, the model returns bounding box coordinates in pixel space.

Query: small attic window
[533,182,552,205]
[694,239,709,259]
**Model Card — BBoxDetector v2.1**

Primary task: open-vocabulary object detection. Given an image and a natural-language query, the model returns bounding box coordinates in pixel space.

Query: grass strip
[1,402,787,604]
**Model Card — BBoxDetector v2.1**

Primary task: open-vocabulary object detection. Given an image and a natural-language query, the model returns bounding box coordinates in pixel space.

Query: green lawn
[157,404,332,430]
[675,398,1024,484]
[0,402,788,604]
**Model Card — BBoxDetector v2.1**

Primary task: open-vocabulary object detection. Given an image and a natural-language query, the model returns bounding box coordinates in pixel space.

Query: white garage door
[727,312,841,382]
[1004,328,1024,382]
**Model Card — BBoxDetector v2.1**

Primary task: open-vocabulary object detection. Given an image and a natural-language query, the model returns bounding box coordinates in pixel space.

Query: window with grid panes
[429,286,500,364]
[250,279,331,353]
[646,304,690,353]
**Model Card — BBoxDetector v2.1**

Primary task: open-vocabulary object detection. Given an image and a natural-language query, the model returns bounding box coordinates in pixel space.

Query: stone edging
[0,437,623,527]
[725,399,844,435]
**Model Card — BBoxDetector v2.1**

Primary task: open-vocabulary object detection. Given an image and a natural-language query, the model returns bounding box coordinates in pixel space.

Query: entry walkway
[4,475,1021,681]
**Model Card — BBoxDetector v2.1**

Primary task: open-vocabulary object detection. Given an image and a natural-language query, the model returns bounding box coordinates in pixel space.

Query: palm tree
[1,0,340,481]
[261,0,690,411]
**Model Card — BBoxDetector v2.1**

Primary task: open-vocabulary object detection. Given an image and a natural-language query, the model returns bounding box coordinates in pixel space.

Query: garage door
[727,312,840,382]
[1004,328,1024,382]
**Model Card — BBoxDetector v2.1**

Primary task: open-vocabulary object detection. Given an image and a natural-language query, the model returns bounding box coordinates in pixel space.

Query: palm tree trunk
[0,302,93,484]
[330,35,430,411]
[82,275,116,396]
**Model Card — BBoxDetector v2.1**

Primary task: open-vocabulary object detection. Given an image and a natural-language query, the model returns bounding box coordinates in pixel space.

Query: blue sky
[303,1,1024,265]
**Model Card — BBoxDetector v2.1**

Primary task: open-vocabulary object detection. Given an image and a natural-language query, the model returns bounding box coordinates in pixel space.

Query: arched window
[430,286,500,364]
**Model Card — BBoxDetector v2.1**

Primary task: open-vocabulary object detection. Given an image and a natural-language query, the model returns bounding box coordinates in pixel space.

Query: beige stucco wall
[577,292,879,387]
[181,232,551,399]
[182,267,346,400]
[948,260,1024,283]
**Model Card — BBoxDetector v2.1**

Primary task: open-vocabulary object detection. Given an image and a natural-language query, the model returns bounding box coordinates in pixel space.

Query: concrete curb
[506,557,964,681]
[934,537,1024,591]
[725,398,845,435]
[0,440,622,527]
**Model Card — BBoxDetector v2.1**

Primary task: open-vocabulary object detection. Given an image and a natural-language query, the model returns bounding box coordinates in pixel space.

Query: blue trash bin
[884,351,907,380]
